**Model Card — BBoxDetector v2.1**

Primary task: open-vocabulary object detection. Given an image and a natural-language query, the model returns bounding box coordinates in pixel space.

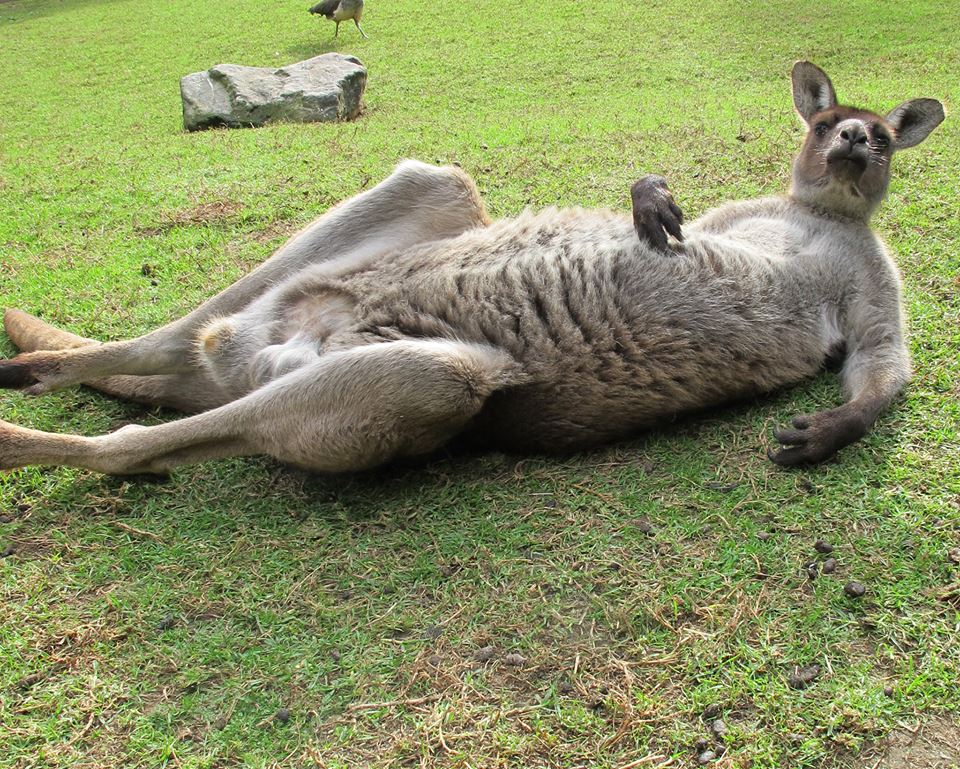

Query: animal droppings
[844,581,866,598]
[710,719,728,739]
[156,614,177,631]
[632,519,655,535]
[474,645,495,663]
[788,664,822,689]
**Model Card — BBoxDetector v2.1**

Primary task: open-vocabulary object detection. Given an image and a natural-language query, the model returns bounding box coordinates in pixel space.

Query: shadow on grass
[12,369,901,542]
[0,0,128,25]
[283,38,368,60]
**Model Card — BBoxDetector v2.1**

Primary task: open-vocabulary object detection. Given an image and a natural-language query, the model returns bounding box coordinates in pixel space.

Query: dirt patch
[136,200,243,235]
[853,716,960,769]
[251,219,302,244]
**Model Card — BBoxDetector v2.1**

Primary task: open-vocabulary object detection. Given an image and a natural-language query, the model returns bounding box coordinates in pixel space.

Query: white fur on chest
[693,214,806,261]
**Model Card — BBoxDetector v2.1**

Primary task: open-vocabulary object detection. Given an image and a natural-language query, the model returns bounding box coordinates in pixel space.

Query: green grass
[1,0,959,766]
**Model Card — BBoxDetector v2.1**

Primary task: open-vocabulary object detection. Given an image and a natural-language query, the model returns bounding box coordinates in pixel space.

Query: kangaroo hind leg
[1,309,228,412]
[0,340,519,475]
[141,160,491,342]
[1,162,490,401]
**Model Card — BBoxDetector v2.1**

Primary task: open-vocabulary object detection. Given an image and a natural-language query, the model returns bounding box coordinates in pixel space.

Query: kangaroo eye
[814,122,830,138]
[873,133,890,150]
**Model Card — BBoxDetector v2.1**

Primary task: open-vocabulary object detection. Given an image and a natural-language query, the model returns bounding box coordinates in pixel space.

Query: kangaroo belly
[334,212,831,450]
[197,289,360,396]
[199,206,830,435]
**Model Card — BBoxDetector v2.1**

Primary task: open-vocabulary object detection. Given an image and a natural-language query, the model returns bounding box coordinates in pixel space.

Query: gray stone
[180,53,366,131]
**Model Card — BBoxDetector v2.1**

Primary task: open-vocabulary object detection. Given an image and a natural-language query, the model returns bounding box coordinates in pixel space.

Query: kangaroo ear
[791,61,837,123]
[886,98,945,150]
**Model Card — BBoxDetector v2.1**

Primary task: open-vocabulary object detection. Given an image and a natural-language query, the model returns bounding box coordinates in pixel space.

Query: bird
[308,0,368,39]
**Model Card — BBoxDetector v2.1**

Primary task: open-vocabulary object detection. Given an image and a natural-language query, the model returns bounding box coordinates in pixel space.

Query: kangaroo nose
[838,122,867,146]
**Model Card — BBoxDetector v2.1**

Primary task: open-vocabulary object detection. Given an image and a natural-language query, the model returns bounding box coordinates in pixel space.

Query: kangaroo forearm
[769,347,910,467]
[842,344,910,409]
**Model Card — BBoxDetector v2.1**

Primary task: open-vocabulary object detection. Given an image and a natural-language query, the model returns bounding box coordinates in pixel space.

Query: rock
[710,719,727,739]
[698,750,717,764]
[504,653,526,667]
[274,707,291,723]
[822,557,838,574]
[180,54,366,131]
[883,685,894,697]
[814,540,834,554]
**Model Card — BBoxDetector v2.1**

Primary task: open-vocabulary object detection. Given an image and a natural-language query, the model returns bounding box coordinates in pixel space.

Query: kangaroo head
[789,61,944,220]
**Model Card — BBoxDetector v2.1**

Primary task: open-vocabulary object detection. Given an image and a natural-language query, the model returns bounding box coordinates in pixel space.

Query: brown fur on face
[792,105,895,217]
[788,61,944,221]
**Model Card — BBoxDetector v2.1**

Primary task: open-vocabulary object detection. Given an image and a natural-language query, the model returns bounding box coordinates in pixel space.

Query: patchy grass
[1,0,958,767]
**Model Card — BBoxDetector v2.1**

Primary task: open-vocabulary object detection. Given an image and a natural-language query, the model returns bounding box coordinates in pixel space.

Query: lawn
[1,0,959,767]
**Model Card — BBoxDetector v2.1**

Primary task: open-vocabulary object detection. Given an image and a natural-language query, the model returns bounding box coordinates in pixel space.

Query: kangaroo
[0,62,944,476]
